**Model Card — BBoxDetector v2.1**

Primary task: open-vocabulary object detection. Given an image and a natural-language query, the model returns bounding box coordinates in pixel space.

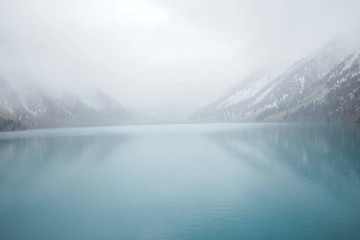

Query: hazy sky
[1,0,360,116]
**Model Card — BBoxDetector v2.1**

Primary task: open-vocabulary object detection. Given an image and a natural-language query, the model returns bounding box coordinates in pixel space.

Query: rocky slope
[0,76,129,131]
[284,50,360,122]
[191,41,359,123]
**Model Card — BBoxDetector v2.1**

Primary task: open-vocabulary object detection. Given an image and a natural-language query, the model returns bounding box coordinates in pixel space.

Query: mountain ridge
[0,75,130,131]
[191,40,360,123]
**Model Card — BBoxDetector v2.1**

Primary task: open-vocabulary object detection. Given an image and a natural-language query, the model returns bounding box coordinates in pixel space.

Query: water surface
[1,123,360,239]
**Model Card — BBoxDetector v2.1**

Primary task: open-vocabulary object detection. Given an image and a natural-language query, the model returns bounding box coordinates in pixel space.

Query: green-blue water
[1,123,360,240]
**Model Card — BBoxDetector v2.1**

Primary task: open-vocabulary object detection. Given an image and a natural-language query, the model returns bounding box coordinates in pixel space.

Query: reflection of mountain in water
[211,124,360,199]
[0,134,128,183]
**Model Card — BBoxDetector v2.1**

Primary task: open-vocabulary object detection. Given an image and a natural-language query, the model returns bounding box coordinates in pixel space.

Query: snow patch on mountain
[191,39,358,123]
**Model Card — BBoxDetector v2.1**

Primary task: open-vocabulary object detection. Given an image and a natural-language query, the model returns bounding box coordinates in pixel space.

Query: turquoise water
[1,123,360,240]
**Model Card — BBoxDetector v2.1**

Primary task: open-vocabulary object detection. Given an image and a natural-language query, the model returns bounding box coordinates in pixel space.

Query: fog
[1,0,360,119]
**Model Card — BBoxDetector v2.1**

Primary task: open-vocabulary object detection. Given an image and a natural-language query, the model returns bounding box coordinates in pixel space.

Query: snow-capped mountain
[191,40,359,123]
[0,75,129,130]
[190,68,279,121]
[285,50,360,122]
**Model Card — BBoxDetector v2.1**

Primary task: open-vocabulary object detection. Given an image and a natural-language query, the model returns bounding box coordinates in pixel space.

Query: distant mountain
[0,113,28,131]
[190,68,278,121]
[0,76,129,131]
[191,40,359,123]
[285,50,360,122]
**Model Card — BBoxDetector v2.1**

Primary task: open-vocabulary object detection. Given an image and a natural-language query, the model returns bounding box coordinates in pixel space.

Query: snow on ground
[254,84,274,104]
[297,75,305,93]
[217,75,273,109]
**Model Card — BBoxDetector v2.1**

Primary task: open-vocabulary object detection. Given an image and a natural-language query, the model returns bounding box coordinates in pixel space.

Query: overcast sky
[1,0,360,116]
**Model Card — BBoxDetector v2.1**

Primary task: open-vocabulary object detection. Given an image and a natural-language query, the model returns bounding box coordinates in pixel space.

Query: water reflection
[211,124,360,199]
[0,134,128,180]
[0,124,360,240]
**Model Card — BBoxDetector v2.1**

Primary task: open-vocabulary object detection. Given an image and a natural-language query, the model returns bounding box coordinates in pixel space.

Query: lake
[0,123,360,240]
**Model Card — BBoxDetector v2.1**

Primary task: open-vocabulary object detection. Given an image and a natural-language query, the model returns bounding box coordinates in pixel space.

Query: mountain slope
[190,68,277,121]
[284,50,360,122]
[0,76,129,131]
[191,41,357,122]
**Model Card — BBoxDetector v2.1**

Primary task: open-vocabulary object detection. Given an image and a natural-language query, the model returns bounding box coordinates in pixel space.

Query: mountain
[0,76,129,131]
[284,50,360,122]
[190,68,279,121]
[191,40,359,123]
